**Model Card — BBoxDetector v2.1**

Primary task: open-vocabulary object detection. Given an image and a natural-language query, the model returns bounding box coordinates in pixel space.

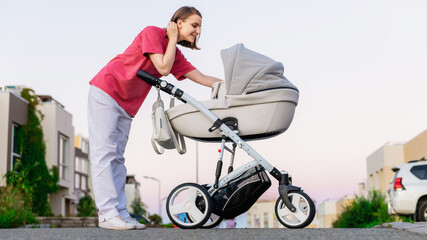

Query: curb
[375,222,427,235]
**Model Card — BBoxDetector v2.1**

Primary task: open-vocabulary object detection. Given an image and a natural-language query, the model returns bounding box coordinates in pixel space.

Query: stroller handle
[137,70,185,101]
[137,70,160,86]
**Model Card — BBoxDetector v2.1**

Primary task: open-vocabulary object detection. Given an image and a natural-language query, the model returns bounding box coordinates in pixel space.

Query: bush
[149,214,162,224]
[0,186,38,228]
[163,223,174,228]
[333,191,398,228]
[76,196,97,217]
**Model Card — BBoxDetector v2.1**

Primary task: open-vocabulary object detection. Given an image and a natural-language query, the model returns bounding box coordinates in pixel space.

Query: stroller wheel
[275,190,316,229]
[166,183,212,229]
[201,213,223,229]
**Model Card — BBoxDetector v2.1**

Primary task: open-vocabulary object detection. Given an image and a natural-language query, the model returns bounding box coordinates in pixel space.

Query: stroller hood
[221,43,298,95]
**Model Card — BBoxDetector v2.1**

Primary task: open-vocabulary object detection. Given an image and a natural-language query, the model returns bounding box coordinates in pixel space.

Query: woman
[88,6,221,230]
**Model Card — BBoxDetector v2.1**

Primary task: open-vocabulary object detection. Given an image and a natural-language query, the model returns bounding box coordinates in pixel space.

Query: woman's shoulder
[141,26,166,36]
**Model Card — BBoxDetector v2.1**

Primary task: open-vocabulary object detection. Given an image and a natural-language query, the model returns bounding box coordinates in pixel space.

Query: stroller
[137,44,316,229]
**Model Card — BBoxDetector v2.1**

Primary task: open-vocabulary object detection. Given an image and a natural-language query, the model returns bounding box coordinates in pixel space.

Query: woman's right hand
[166,22,178,42]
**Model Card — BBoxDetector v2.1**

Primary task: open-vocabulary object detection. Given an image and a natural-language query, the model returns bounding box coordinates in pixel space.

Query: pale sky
[1,0,427,219]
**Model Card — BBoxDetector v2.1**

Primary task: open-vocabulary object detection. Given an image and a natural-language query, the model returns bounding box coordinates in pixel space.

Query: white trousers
[87,85,133,222]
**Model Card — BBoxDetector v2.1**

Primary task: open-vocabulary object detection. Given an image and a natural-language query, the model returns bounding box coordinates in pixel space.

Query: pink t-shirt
[90,26,196,117]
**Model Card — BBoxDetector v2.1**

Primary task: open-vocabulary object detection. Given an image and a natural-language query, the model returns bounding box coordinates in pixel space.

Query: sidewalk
[375,222,427,235]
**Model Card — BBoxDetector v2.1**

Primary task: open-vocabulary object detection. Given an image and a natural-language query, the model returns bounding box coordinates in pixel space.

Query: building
[37,95,76,216]
[246,199,280,228]
[404,130,427,162]
[317,129,427,228]
[0,86,28,185]
[366,129,427,195]
[0,86,79,217]
[246,198,317,228]
[74,135,92,204]
[125,175,141,212]
[317,199,337,228]
[367,142,405,194]
[317,195,354,228]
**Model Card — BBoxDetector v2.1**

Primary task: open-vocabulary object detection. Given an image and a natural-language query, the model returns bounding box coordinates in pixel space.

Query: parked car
[388,159,427,221]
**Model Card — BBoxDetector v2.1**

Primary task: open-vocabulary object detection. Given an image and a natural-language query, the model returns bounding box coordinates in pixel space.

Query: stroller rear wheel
[166,183,212,229]
[201,213,223,228]
[275,190,315,228]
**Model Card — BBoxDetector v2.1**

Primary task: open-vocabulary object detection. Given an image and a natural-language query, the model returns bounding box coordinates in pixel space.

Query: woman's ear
[177,19,183,29]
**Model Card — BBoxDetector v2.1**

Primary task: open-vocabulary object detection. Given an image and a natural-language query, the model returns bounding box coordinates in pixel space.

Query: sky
[1,0,427,220]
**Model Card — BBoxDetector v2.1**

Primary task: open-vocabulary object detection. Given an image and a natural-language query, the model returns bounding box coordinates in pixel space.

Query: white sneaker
[123,217,147,230]
[99,215,136,230]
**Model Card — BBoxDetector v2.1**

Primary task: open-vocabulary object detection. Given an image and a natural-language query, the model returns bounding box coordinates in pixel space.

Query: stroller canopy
[221,43,298,95]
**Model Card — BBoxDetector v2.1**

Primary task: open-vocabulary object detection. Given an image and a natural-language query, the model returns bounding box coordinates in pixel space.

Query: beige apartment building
[367,142,405,194]
[74,135,93,204]
[246,199,281,228]
[317,195,354,228]
[37,95,77,216]
[246,198,317,228]
[367,129,427,195]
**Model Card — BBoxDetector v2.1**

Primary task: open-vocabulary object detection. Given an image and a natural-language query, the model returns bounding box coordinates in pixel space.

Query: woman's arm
[149,22,178,76]
[184,69,222,88]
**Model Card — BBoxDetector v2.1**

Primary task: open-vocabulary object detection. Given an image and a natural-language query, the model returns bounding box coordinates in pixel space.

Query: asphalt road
[0,228,426,240]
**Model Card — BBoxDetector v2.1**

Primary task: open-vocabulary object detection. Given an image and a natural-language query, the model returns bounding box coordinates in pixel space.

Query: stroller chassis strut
[137,70,315,228]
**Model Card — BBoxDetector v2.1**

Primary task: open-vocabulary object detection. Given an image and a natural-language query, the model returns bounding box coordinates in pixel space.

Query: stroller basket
[211,166,271,219]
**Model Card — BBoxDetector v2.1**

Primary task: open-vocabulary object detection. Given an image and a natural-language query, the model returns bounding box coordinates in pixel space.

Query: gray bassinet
[167,43,299,141]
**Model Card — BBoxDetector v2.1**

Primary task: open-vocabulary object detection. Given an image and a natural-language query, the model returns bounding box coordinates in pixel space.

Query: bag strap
[151,88,165,154]
[165,115,187,154]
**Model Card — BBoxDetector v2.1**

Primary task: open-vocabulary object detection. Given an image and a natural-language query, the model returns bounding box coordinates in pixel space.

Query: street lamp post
[143,176,161,217]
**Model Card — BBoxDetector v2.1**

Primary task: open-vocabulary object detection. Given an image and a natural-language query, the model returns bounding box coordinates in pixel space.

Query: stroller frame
[137,70,315,229]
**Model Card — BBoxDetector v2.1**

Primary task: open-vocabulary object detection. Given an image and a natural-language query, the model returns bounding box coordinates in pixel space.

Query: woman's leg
[88,85,124,222]
[113,106,133,219]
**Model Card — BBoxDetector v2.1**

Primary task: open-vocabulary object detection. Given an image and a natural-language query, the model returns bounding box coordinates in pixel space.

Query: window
[411,165,427,179]
[75,173,80,189]
[82,159,89,174]
[11,124,22,170]
[254,214,260,228]
[81,176,87,191]
[263,212,269,228]
[81,140,89,154]
[75,157,80,172]
[59,135,68,180]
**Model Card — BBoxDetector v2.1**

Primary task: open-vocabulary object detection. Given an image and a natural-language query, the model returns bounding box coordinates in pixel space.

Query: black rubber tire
[417,201,427,222]
[275,190,316,229]
[166,182,212,229]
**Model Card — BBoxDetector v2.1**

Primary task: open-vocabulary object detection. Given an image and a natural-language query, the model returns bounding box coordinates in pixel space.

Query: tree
[6,88,59,216]
[130,197,147,216]
[333,191,397,228]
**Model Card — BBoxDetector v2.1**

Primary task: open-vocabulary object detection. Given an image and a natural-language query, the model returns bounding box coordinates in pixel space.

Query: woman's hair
[170,6,202,50]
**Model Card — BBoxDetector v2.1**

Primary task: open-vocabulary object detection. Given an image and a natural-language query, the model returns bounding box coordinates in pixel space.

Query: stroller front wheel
[166,183,212,229]
[275,190,315,228]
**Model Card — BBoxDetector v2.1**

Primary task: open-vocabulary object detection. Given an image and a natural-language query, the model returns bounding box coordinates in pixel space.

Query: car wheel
[417,201,427,222]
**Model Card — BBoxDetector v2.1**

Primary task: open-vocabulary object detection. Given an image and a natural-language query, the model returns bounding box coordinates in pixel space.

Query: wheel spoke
[278,206,292,217]
[188,206,205,222]
[185,187,200,202]
[169,202,186,215]
[292,207,308,223]
[291,194,302,207]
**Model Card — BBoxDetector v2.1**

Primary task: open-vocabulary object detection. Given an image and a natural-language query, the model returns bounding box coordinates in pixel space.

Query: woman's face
[177,14,202,44]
